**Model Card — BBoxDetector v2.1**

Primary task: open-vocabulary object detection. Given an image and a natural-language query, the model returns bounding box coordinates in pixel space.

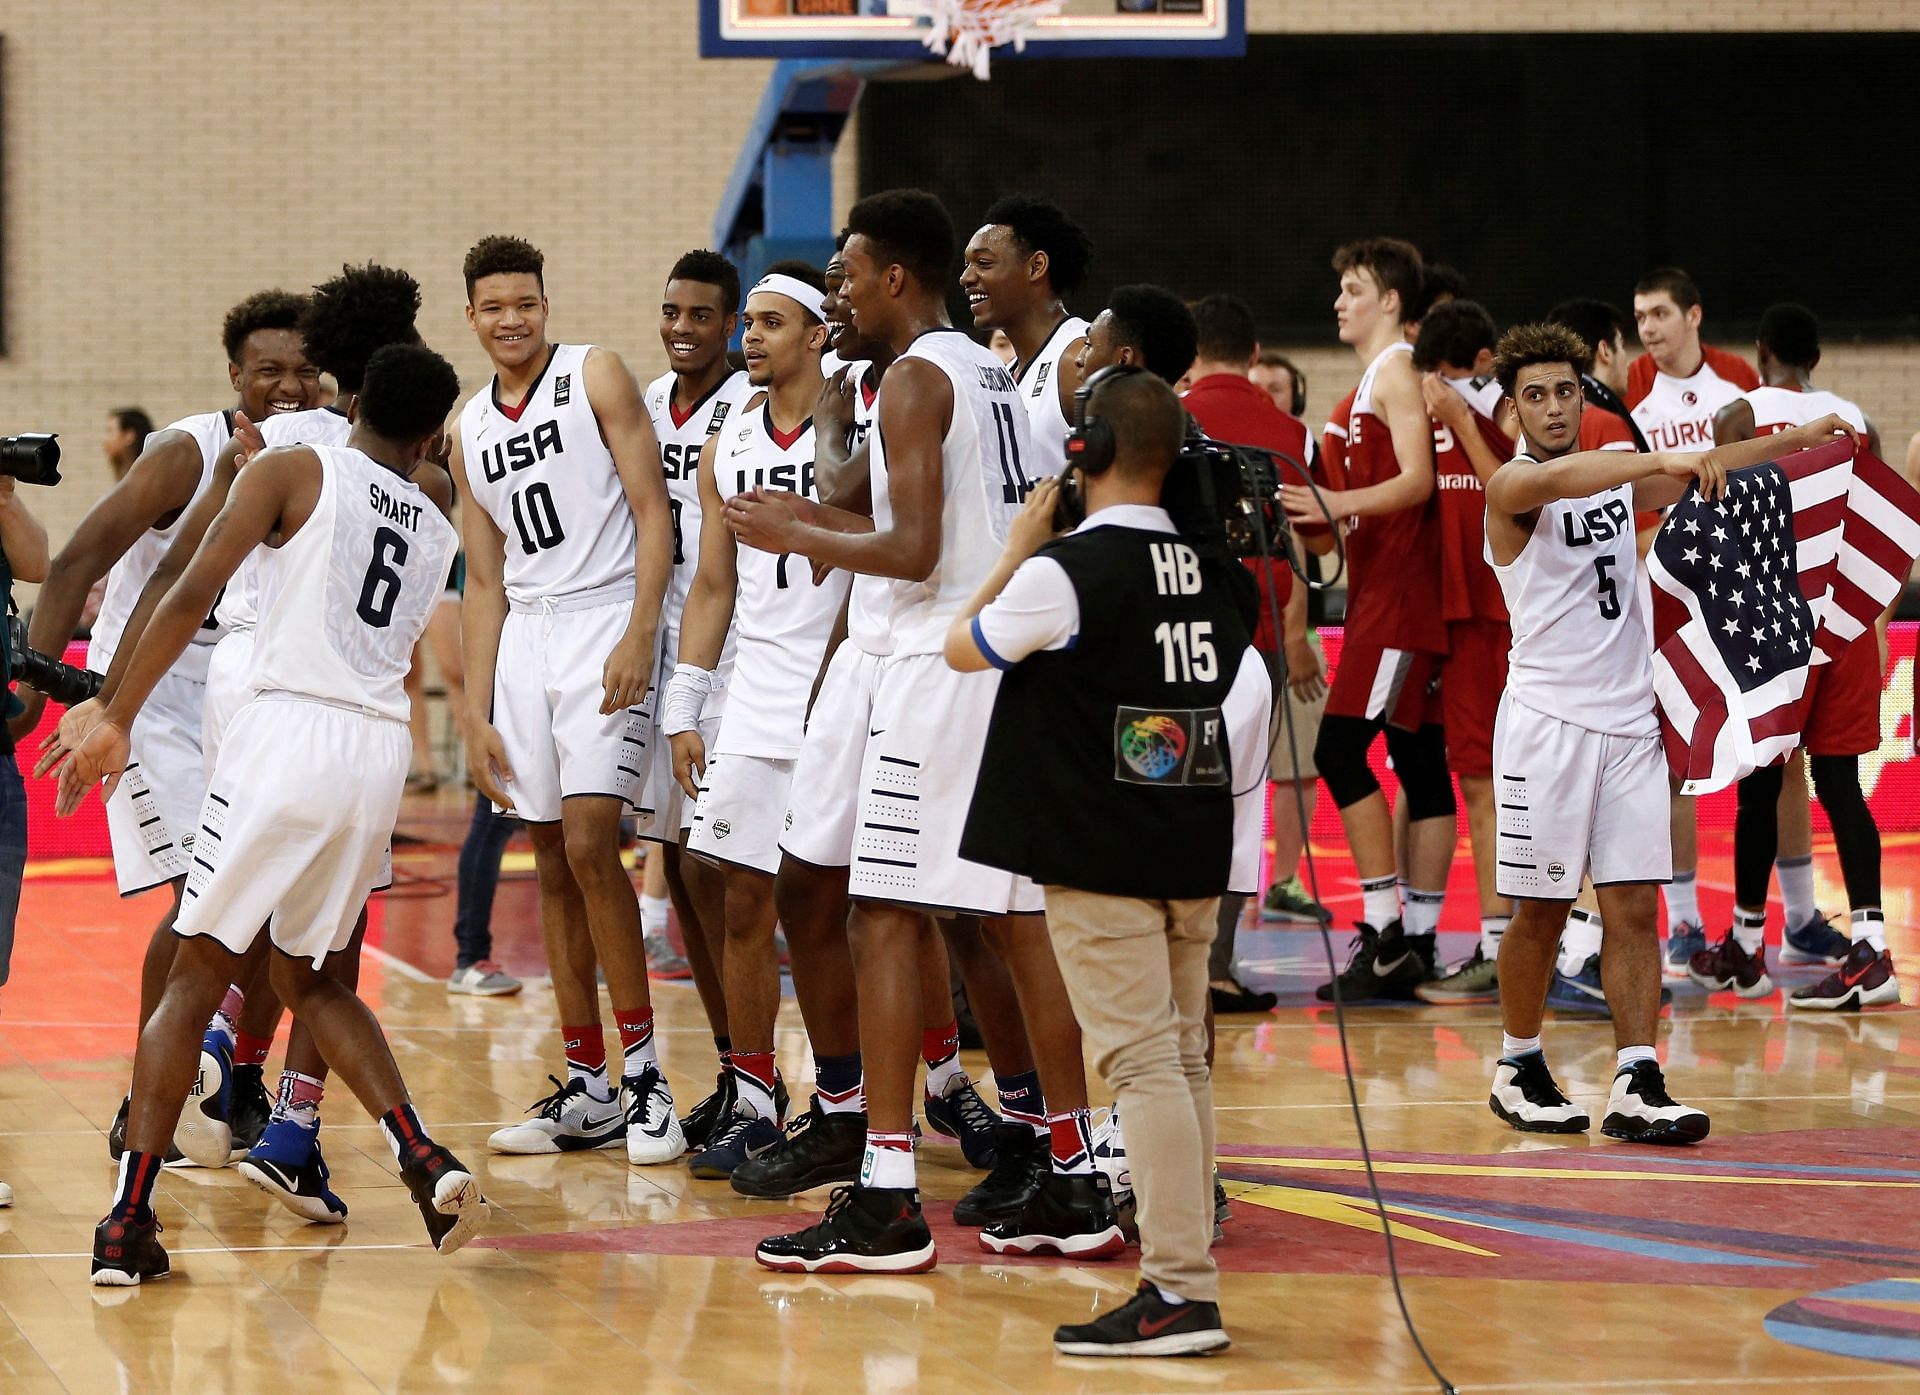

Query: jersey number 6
[358,527,409,629]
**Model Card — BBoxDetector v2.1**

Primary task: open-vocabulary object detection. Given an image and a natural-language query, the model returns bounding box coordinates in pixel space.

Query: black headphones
[1064,362,1147,475]
[1289,362,1308,418]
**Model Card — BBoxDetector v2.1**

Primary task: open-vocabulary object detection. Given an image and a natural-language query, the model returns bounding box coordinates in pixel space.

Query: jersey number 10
[511,482,567,556]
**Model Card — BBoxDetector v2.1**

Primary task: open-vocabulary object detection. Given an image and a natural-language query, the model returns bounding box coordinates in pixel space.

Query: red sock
[730,1050,779,1122]
[1047,1108,1094,1175]
[921,1020,960,1067]
[563,1025,608,1093]
[614,1007,657,1076]
[234,1032,274,1068]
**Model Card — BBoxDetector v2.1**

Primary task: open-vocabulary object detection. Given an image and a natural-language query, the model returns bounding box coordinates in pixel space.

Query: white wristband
[660,664,715,736]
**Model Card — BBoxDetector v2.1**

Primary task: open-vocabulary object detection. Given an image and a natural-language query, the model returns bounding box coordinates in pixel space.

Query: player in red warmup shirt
[1705,303,1897,1010]
[1282,239,1453,1002]
[1405,301,1516,1005]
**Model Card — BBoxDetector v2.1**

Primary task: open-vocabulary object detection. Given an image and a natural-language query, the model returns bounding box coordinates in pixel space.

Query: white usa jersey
[249,445,457,722]
[869,328,1030,656]
[460,343,634,604]
[1632,361,1749,454]
[1486,460,1656,737]
[840,362,894,658]
[89,409,234,677]
[1016,315,1088,478]
[217,407,354,634]
[644,367,752,630]
[711,399,851,759]
[1743,385,1868,438]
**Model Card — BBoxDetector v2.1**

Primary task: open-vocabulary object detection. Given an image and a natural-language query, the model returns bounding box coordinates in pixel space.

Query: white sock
[1852,908,1888,952]
[925,1054,967,1099]
[1776,855,1816,928]
[1732,907,1767,954]
[1403,888,1445,937]
[1479,915,1510,956]
[1558,908,1603,977]
[1361,874,1400,929]
[1501,1032,1541,1058]
[639,894,670,935]
[1664,871,1700,930]
[1616,1045,1657,1072]
[1155,1283,1187,1305]
[859,1132,916,1190]
[569,1061,613,1104]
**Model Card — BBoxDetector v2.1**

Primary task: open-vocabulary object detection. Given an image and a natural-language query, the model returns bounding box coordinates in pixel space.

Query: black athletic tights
[1733,755,1880,911]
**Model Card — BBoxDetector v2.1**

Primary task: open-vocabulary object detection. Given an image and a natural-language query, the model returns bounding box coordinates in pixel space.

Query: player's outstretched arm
[726,357,948,582]
[29,429,207,656]
[451,430,515,810]
[588,347,672,715]
[54,447,316,814]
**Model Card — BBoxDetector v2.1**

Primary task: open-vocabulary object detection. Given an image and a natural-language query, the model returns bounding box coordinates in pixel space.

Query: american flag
[1648,438,1920,794]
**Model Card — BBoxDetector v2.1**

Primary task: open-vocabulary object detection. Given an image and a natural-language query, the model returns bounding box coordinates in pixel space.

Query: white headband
[748,273,826,323]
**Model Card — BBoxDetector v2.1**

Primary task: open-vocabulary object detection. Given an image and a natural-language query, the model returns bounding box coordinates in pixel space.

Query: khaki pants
[1042,886,1220,1302]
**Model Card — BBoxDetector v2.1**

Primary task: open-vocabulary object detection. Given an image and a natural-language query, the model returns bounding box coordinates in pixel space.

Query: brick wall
[0,3,769,558]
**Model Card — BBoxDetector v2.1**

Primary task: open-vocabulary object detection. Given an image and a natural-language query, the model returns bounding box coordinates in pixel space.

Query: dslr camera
[0,434,61,487]
[7,615,101,706]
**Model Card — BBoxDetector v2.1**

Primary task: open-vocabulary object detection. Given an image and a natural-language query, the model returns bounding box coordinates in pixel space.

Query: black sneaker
[924,1078,1003,1169]
[1215,1175,1230,1237]
[755,1184,937,1273]
[1209,975,1278,1014]
[229,1064,274,1159]
[1489,1053,1590,1134]
[1314,922,1384,1002]
[1368,923,1437,999]
[1601,1061,1710,1146]
[106,1094,186,1169]
[688,1104,782,1179]
[397,1142,491,1255]
[979,1171,1126,1258]
[952,1123,1044,1225]
[732,1098,867,1199]
[91,1213,170,1287]
[1053,1279,1230,1357]
[679,1072,735,1153]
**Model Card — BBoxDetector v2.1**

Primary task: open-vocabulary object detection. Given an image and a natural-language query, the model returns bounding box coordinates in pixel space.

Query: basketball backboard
[699,0,1244,62]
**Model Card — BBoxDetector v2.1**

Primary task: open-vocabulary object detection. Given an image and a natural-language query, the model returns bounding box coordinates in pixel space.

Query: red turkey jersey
[1431,375,1513,623]
[1343,342,1444,653]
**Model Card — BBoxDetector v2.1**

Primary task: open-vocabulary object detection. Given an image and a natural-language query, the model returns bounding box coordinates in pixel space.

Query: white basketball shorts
[845,652,1043,917]
[491,592,656,824]
[174,695,407,966]
[1492,693,1671,900]
[103,663,208,896]
[781,642,886,870]
[686,750,796,876]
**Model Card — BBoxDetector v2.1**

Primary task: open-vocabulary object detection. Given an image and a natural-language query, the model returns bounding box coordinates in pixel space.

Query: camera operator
[944,367,1266,1358]
[0,466,50,1172]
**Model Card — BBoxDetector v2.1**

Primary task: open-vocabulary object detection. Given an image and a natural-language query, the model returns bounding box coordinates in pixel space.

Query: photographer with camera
[0,441,52,1208]
[945,366,1268,1358]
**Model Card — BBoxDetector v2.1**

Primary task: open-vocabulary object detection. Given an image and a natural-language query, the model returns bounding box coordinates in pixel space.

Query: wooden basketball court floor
[3,794,1919,1394]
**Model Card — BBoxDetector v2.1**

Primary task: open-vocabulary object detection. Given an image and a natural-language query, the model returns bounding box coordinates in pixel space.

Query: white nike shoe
[486,1076,627,1155]
[1488,1054,1589,1134]
[1090,1106,1130,1191]
[622,1066,686,1165]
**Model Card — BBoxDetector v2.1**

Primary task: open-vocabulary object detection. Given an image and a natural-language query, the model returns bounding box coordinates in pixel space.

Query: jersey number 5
[358,527,409,629]
[1594,556,1622,620]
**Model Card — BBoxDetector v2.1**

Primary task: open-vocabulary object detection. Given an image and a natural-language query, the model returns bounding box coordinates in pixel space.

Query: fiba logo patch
[707,401,733,434]
[554,373,572,406]
[713,819,732,840]
[1120,714,1187,780]
[1547,861,1566,882]
[1034,361,1052,396]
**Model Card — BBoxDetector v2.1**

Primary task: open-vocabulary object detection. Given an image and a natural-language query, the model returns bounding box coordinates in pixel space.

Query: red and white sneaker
[1687,933,1774,998]
[1789,941,1901,1011]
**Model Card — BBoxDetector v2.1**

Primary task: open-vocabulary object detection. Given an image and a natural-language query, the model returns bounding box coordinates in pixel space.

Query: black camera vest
[961,524,1250,900]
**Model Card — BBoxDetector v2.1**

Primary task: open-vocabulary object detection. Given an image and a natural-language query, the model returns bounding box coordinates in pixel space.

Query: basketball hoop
[917,0,1064,80]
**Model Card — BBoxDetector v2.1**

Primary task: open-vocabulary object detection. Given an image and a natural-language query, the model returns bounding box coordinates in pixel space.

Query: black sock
[714,1034,733,1070]
[112,1149,162,1224]
[996,1069,1046,1135]
[379,1102,432,1164]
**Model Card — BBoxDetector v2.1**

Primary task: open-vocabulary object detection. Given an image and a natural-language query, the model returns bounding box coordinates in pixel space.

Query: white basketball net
[918,0,1065,81]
